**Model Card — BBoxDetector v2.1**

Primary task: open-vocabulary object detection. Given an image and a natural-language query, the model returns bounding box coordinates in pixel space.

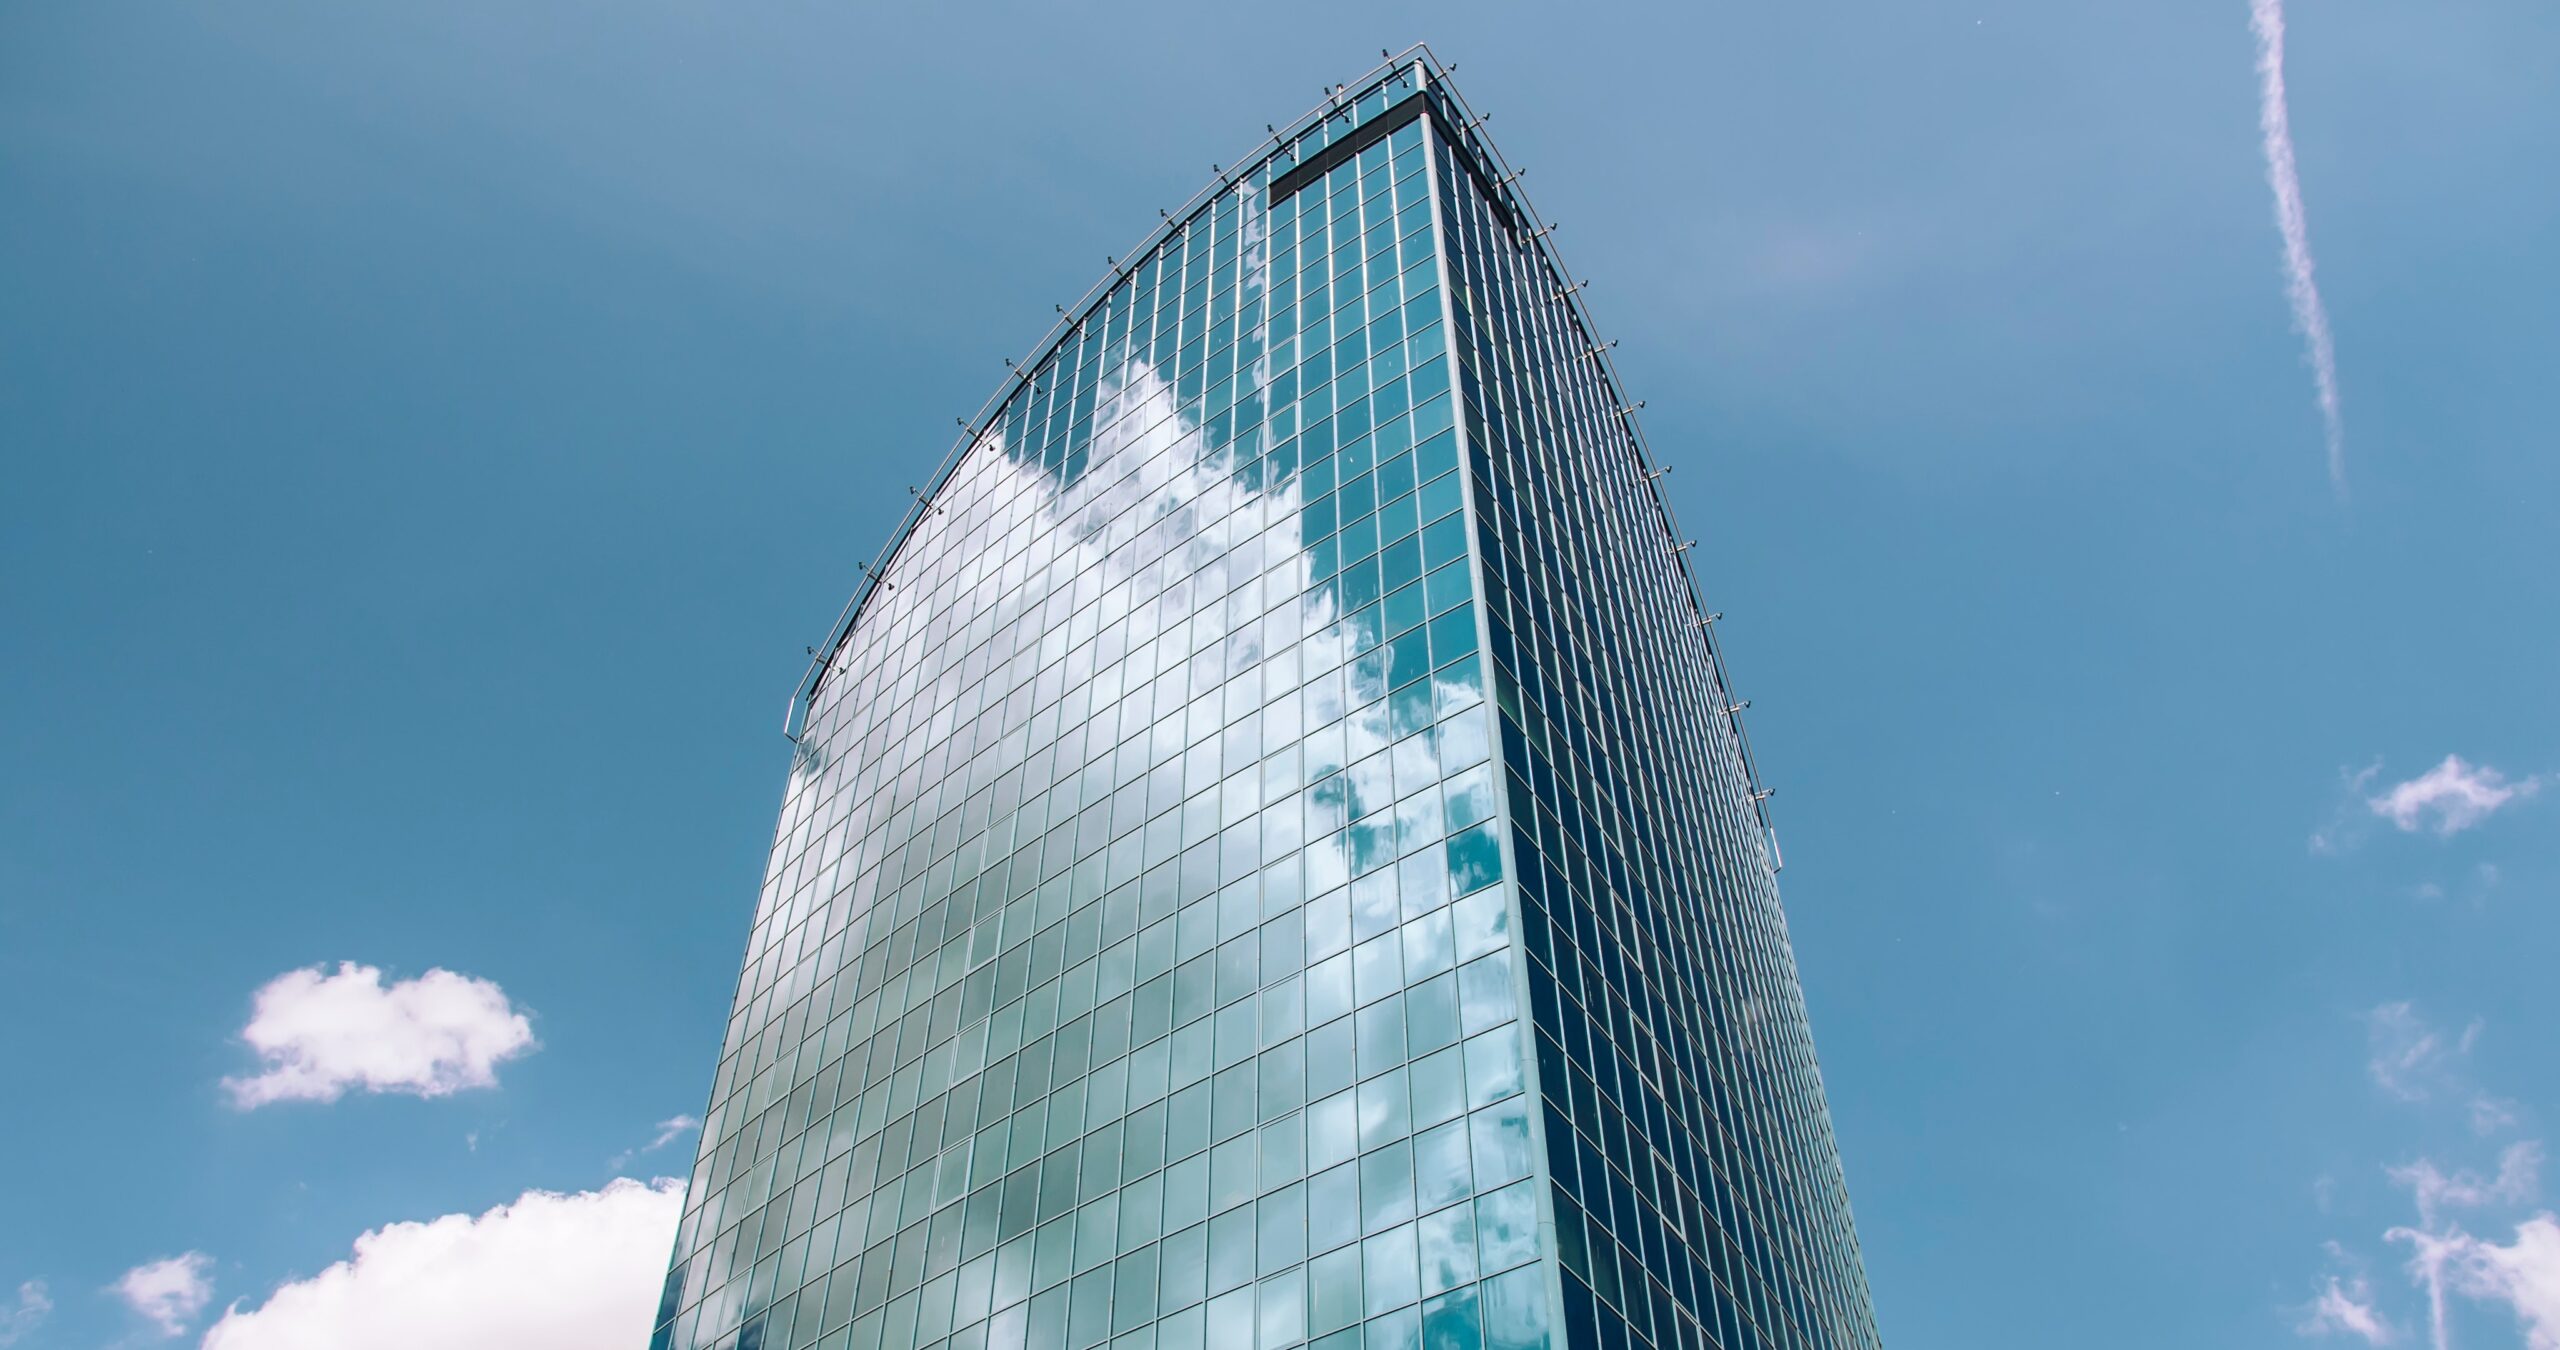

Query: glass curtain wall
[648,55,1879,1350]
[1429,116,1882,1350]
[650,65,1551,1350]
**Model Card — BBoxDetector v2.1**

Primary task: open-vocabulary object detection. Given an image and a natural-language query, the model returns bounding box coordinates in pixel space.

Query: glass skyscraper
[651,51,1881,1350]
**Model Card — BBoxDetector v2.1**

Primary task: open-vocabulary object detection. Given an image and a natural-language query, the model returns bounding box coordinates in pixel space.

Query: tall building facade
[651,52,1880,1350]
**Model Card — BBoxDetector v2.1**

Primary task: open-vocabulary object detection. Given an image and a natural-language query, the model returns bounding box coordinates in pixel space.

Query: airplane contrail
[2250,0,2347,498]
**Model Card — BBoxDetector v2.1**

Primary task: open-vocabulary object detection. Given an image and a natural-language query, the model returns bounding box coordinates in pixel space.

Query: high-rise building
[650,50,1880,1350]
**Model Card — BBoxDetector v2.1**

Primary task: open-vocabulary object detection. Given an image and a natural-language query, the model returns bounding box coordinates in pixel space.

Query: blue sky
[4,3,2555,1348]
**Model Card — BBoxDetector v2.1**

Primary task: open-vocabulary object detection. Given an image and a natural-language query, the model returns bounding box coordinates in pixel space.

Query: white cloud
[2391,1224,2458,1350]
[113,1253,213,1338]
[2368,756,2543,838]
[2384,1141,2550,1350]
[2327,1006,2552,1350]
[2442,1215,2560,1350]
[224,963,537,1107]
[0,1282,50,1348]
[644,1115,699,1149]
[609,1115,701,1170]
[202,1178,682,1350]
[2249,0,2348,495]
[2300,1271,2394,1345]
[2393,1215,2560,1350]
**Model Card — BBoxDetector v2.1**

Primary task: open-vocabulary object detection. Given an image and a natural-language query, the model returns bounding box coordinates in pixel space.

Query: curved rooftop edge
[785,43,1787,859]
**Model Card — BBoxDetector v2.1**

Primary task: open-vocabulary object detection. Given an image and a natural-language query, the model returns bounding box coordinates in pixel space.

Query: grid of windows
[1429,97,1882,1350]
[651,65,1558,1350]
[653,53,1878,1350]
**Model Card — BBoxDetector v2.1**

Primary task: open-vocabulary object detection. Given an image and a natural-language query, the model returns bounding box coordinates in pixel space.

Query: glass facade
[650,54,1879,1350]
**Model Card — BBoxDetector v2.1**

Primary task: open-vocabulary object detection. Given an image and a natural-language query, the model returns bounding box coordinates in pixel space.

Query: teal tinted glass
[650,62,1546,1350]
[1432,80,1881,1350]
[654,55,1879,1350]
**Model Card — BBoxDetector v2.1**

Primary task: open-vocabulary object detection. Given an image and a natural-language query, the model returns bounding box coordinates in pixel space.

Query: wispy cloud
[609,1115,701,1171]
[2250,0,2348,496]
[2476,1097,2527,1138]
[2369,756,2544,838]
[0,1282,49,1348]
[2432,1217,2560,1350]
[2386,1141,2550,1350]
[2311,762,2386,855]
[112,1253,214,1338]
[2366,1003,2479,1104]
[2300,1248,2395,1345]
[2312,1012,2558,1349]
[2393,1142,2544,1229]
[2390,1207,2560,1350]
